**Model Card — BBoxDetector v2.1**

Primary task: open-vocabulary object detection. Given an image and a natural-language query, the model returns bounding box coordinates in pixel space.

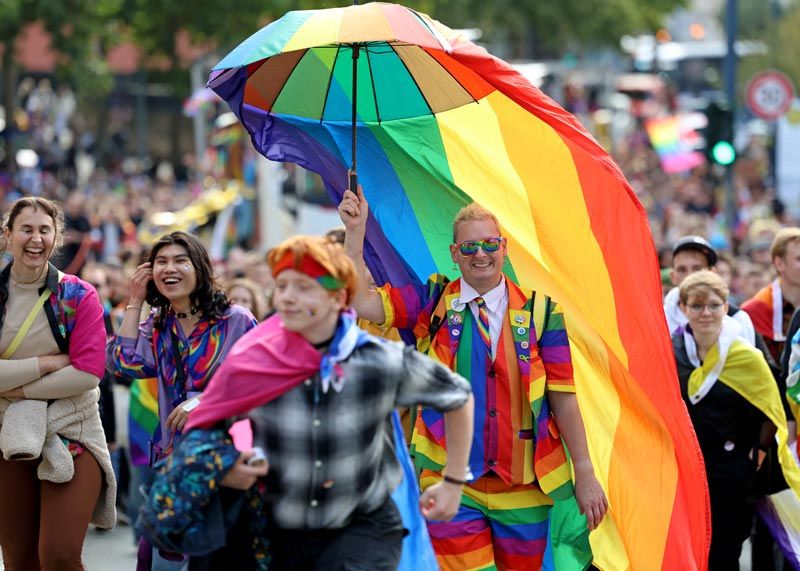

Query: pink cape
[185,314,322,430]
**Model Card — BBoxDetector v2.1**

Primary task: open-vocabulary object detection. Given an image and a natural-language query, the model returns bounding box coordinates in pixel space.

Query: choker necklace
[173,307,198,319]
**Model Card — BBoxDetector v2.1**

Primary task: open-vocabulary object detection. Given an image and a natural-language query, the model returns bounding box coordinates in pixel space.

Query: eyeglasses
[454,237,504,256]
[686,303,725,314]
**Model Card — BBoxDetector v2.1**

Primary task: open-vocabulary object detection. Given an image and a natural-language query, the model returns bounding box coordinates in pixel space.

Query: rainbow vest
[410,277,574,499]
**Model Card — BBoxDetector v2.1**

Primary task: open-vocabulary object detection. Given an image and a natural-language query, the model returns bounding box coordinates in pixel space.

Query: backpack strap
[530,290,552,343]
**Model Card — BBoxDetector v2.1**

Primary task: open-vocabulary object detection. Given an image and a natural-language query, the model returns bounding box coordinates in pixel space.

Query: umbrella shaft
[351,44,360,175]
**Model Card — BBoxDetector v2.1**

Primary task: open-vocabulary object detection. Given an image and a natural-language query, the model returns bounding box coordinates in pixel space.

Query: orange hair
[267,235,359,304]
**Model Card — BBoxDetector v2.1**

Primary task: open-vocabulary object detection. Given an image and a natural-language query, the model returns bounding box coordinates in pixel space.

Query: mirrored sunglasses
[455,237,504,256]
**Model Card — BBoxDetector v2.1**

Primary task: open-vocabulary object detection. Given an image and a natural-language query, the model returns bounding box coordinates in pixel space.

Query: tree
[121,0,328,163]
[0,0,122,169]
[415,0,686,59]
[737,1,800,98]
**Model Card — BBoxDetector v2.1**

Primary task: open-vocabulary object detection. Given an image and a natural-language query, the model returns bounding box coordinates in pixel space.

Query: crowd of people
[0,75,799,571]
[614,124,788,309]
[0,179,798,571]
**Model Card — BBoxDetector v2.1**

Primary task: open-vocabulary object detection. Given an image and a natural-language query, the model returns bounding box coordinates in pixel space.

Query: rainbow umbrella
[210,3,711,570]
[208,2,488,192]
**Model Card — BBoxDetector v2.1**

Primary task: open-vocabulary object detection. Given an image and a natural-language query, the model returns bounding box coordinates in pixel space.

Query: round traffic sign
[746,70,796,120]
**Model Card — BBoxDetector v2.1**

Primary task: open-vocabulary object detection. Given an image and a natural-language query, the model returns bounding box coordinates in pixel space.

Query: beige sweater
[0,270,116,528]
[0,272,98,396]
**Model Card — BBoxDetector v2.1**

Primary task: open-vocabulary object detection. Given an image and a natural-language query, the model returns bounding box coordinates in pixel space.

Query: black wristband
[443,474,467,486]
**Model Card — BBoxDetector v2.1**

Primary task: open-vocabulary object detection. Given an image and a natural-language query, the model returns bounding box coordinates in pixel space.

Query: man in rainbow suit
[339,187,607,570]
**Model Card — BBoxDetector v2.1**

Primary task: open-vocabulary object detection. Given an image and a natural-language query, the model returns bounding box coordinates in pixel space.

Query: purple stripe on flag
[233,105,418,293]
[756,497,800,569]
[428,417,446,441]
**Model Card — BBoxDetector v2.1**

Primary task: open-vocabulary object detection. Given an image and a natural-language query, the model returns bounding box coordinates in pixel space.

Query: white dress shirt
[459,278,508,360]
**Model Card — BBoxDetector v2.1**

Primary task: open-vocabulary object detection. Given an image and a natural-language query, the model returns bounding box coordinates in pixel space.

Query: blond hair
[771,227,800,262]
[267,235,359,304]
[452,203,501,242]
[679,270,729,304]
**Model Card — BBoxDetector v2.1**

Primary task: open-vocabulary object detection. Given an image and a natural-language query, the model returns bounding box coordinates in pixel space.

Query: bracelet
[443,474,467,486]
[126,305,142,311]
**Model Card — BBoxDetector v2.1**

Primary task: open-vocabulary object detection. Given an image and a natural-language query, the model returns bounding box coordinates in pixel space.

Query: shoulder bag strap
[1,288,52,359]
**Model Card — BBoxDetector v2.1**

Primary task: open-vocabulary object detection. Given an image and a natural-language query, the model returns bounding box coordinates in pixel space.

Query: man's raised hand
[338,184,369,232]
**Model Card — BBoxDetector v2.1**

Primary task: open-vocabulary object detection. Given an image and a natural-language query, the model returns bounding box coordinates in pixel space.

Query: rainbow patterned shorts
[421,470,553,571]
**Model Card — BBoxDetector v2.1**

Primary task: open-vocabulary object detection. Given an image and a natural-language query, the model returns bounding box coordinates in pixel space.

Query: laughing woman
[106,231,257,568]
[0,197,115,570]
[107,231,257,463]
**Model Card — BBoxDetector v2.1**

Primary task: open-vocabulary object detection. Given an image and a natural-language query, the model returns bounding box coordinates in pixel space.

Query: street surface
[0,527,753,570]
[0,524,138,570]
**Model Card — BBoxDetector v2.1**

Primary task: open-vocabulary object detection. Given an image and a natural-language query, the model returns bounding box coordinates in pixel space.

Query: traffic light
[703,102,736,166]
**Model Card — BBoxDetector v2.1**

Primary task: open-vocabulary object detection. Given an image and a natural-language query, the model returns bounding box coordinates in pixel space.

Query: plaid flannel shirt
[248,338,471,530]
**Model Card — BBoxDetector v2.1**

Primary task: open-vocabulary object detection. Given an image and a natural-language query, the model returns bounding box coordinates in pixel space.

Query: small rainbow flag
[645,114,706,174]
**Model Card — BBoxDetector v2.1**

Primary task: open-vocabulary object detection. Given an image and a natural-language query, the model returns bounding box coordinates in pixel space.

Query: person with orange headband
[180,235,474,570]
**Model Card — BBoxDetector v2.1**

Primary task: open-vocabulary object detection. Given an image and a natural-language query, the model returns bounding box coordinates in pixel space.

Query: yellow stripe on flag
[437,90,681,569]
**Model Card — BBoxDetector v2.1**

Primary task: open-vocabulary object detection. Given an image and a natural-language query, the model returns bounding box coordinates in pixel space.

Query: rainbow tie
[475,297,492,355]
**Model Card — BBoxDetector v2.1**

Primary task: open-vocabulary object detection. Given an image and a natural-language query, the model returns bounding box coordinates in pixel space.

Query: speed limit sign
[746,70,796,120]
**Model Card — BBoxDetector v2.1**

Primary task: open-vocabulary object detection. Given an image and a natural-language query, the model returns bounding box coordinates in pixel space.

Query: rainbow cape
[211,9,710,569]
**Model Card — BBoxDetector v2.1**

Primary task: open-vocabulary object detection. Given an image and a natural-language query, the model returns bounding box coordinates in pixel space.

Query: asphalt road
[0,524,138,571]
[0,526,754,570]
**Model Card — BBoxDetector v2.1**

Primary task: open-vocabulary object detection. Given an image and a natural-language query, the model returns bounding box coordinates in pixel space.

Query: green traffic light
[711,141,736,165]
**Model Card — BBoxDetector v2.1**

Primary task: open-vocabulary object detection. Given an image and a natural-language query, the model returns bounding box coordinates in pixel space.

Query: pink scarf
[186,310,369,429]
[185,314,321,430]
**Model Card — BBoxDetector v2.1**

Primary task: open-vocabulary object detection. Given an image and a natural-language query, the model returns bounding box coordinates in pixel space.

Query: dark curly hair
[145,231,230,330]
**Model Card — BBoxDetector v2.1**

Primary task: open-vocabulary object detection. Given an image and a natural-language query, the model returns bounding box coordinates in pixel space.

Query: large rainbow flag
[210,4,710,569]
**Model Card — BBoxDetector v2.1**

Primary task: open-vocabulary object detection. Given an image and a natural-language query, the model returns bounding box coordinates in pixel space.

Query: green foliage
[738,1,800,96]
[0,0,123,119]
[124,0,683,62]
[411,0,686,57]
[0,0,122,58]
[121,0,284,97]
[737,0,775,38]
[124,0,279,58]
